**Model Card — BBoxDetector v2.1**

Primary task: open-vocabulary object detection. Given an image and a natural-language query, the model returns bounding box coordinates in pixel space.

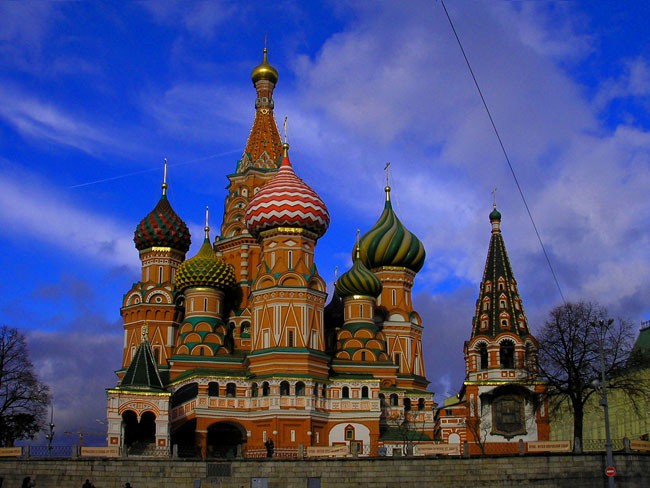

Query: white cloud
[0,165,137,270]
[0,84,136,157]
[139,0,235,39]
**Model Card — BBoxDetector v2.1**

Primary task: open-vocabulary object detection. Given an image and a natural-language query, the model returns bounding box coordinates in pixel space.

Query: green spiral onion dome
[335,248,382,298]
[175,236,236,291]
[134,194,191,252]
[357,186,425,273]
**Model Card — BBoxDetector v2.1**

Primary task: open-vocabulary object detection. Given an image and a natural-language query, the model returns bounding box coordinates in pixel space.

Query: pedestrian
[264,438,274,458]
[82,479,94,488]
[21,477,34,488]
[124,483,132,488]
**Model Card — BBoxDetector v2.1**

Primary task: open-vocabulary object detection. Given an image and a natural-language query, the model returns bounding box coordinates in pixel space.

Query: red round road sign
[605,466,617,477]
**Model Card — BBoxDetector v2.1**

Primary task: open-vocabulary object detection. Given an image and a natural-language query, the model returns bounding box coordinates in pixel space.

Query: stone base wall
[0,454,648,488]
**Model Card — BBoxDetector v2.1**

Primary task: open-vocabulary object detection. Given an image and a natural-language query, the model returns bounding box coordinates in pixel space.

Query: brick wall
[0,454,647,488]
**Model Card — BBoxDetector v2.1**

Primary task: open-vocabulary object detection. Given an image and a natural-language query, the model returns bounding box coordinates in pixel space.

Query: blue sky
[1,1,649,445]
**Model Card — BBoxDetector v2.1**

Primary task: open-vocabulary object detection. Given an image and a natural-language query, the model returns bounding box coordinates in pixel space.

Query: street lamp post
[45,405,55,456]
[595,319,616,488]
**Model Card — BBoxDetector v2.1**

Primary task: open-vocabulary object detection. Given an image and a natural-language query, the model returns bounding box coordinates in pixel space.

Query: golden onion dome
[251,48,279,85]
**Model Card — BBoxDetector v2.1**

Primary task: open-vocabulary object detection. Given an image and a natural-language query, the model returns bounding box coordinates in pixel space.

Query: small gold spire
[355,229,361,259]
[384,162,391,201]
[204,206,210,239]
[162,158,168,196]
[283,115,289,145]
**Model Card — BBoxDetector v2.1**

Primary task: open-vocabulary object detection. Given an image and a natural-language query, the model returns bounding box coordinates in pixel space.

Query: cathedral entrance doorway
[207,421,246,458]
[171,418,197,458]
[122,410,156,453]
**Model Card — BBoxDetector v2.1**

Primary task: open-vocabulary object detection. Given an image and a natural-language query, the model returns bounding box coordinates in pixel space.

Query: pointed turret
[237,47,283,175]
[470,205,530,339]
[452,203,549,450]
[119,331,165,391]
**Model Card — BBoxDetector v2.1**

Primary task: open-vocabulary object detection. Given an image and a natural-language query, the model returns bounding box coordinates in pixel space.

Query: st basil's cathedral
[105,50,548,458]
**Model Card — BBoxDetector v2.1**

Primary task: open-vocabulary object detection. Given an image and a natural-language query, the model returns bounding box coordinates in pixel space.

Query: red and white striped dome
[245,145,329,238]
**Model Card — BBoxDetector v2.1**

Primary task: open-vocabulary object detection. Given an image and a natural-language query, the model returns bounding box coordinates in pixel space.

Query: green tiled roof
[120,340,165,391]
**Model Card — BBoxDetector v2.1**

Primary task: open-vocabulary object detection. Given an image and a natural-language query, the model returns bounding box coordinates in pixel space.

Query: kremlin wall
[1,454,649,487]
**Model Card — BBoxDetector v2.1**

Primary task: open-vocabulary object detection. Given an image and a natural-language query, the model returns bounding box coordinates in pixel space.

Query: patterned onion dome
[175,235,236,291]
[134,194,191,252]
[335,248,383,298]
[358,186,425,272]
[245,144,330,238]
[251,48,279,85]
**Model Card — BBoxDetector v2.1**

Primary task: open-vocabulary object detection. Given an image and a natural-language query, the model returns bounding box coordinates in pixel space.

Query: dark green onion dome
[134,193,191,252]
[175,235,236,291]
[357,186,425,273]
[335,248,383,298]
[490,205,502,222]
[251,47,279,85]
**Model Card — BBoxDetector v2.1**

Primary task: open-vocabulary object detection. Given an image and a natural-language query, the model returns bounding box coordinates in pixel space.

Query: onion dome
[251,47,279,85]
[245,143,330,238]
[336,248,383,298]
[358,186,425,272]
[490,204,502,233]
[175,226,236,291]
[134,167,191,252]
[490,205,502,222]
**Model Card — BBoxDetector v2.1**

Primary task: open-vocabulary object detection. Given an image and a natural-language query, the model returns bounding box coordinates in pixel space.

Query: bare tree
[465,414,490,456]
[0,326,50,446]
[385,409,427,455]
[536,301,645,444]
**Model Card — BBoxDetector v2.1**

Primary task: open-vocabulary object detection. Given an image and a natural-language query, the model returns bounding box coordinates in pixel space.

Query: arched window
[208,381,219,397]
[313,384,318,396]
[288,330,294,347]
[251,382,258,398]
[418,398,425,411]
[280,381,290,396]
[322,385,327,398]
[226,382,236,397]
[342,386,350,399]
[240,321,251,338]
[295,381,305,396]
[403,398,411,412]
[477,343,488,370]
[361,386,369,399]
[500,340,515,369]
[262,382,270,397]
[379,393,386,408]
[390,394,398,406]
